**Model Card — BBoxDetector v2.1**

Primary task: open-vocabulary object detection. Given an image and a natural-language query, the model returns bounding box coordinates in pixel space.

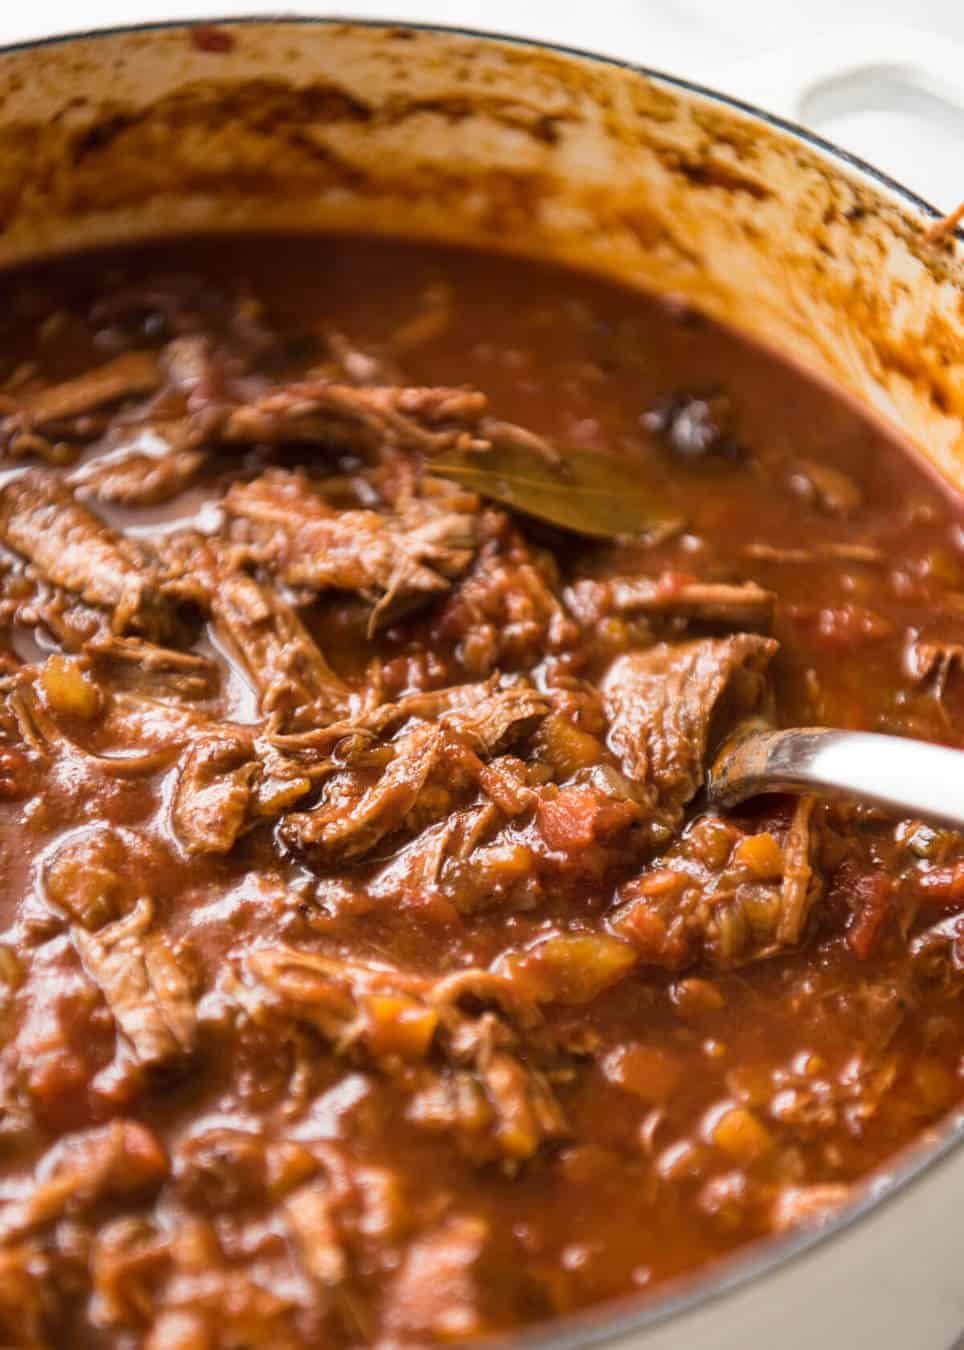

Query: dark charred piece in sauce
[0,235,963,1349]
[642,389,744,461]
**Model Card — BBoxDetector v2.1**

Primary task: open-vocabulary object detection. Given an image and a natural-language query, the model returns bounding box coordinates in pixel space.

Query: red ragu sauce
[0,233,962,1346]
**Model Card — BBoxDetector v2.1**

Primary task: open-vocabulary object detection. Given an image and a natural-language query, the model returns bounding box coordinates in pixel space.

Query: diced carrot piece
[364,995,438,1061]
[707,1104,774,1165]
[541,715,603,778]
[502,933,637,1006]
[602,1043,681,1102]
[670,977,726,1016]
[732,832,784,881]
[635,868,685,900]
[41,655,101,720]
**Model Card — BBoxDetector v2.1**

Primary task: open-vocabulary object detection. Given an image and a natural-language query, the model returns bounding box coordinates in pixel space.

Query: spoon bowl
[707,723,964,830]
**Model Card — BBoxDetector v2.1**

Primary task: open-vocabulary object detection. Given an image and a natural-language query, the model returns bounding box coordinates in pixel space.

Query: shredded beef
[245,947,567,1163]
[609,576,774,630]
[282,723,449,863]
[226,468,479,628]
[602,635,778,822]
[170,730,262,855]
[442,681,549,755]
[434,517,577,676]
[1,351,162,464]
[0,471,177,639]
[282,681,548,865]
[163,533,348,729]
[0,1119,167,1242]
[88,635,218,700]
[169,728,313,854]
[220,380,490,457]
[72,431,207,507]
[73,898,196,1070]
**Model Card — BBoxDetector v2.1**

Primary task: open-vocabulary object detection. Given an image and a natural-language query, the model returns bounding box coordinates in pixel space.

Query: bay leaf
[428,441,674,541]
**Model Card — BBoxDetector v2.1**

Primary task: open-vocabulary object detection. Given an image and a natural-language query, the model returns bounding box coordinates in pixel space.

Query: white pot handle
[715,23,964,127]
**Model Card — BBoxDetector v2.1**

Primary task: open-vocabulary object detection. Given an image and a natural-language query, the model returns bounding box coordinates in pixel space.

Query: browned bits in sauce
[0,234,962,1345]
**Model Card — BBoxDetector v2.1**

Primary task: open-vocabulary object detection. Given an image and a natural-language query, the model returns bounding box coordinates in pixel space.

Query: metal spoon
[707,723,964,830]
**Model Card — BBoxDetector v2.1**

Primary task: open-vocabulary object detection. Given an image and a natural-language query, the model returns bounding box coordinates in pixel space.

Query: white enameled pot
[0,17,962,1349]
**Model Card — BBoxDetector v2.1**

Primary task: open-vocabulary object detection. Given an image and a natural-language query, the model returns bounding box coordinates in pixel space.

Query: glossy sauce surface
[0,236,962,1347]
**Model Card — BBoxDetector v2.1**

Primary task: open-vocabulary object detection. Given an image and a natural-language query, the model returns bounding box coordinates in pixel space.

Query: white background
[5,0,964,70]
[2,1,962,207]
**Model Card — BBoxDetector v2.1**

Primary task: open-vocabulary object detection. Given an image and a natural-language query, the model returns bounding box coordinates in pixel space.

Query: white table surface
[7,0,964,74]
[2,1,961,205]
[5,0,964,66]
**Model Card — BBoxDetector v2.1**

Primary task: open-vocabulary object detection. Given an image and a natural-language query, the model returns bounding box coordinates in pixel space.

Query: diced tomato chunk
[841,870,893,959]
[537,788,636,853]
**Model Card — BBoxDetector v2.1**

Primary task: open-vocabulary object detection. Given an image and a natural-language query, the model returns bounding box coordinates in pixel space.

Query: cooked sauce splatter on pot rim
[0,234,963,1346]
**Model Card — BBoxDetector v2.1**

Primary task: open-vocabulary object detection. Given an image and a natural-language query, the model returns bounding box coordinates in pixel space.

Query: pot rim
[1,10,956,233]
[0,14,961,1348]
